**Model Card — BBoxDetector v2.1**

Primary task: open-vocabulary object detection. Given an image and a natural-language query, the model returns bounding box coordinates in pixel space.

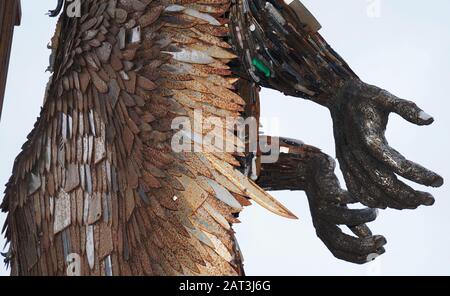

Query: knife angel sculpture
[1,0,443,275]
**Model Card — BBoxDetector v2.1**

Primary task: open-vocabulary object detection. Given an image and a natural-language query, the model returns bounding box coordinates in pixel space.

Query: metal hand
[305,154,386,264]
[330,79,444,209]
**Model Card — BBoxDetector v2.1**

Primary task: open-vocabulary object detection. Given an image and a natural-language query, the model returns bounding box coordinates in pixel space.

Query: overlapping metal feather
[1,0,295,276]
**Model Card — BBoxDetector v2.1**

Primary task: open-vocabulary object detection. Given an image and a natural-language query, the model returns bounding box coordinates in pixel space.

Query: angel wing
[1,0,295,276]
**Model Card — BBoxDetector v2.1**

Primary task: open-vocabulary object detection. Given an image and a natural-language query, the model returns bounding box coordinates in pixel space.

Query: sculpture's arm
[230,0,444,209]
[257,137,386,264]
[229,0,356,105]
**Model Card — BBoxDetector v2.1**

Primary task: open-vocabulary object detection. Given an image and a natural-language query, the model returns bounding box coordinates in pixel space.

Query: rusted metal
[0,0,21,121]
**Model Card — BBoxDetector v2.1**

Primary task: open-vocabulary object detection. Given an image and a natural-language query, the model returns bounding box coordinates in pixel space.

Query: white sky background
[1,0,449,276]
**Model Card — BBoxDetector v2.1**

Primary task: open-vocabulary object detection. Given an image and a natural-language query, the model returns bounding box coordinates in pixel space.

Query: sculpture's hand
[258,139,386,264]
[329,79,444,209]
[305,155,386,264]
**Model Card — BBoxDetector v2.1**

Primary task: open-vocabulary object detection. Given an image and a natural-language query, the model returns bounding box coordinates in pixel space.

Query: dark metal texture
[330,80,443,209]
[257,137,386,264]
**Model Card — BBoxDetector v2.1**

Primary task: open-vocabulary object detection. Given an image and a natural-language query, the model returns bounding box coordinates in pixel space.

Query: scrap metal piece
[54,190,71,234]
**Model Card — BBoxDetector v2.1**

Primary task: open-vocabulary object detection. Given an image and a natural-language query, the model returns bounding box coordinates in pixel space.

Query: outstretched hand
[305,154,386,264]
[329,79,443,210]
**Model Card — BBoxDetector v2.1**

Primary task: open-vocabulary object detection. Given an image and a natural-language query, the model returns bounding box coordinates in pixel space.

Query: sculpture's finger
[338,146,388,208]
[356,117,443,187]
[346,155,414,209]
[349,224,386,261]
[338,111,400,208]
[309,155,360,204]
[316,223,387,257]
[337,191,359,205]
[339,117,413,209]
[342,145,424,209]
[317,205,378,227]
[376,91,435,126]
[352,149,435,209]
[375,144,442,187]
[349,224,373,238]
[330,247,385,265]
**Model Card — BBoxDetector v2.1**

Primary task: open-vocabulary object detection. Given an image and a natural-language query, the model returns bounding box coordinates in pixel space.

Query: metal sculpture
[1,0,443,275]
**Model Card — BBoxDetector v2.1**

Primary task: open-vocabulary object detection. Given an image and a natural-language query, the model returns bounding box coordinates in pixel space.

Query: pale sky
[1,0,449,276]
